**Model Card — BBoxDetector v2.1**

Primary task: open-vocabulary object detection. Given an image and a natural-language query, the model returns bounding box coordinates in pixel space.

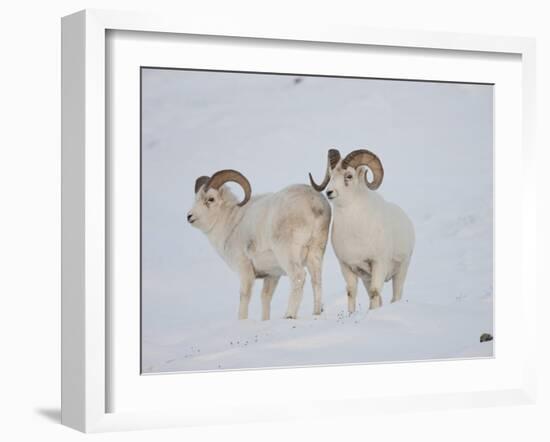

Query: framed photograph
[61,9,537,432]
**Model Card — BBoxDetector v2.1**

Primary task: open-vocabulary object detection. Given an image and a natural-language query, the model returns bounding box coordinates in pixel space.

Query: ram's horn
[204,169,252,206]
[194,175,210,194]
[309,148,341,191]
[342,149,384,190]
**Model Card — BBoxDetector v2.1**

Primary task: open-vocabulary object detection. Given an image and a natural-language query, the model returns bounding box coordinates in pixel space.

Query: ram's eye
[207,197,215,203]
[345,174,353,180]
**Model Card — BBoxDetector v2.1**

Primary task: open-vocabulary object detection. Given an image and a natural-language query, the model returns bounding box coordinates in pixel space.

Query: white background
[0,1,547,441]
[110,31,519,417]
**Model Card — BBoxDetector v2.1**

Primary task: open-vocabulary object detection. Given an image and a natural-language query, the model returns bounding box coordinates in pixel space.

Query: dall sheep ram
[309,149,415,312]
[187,169,331,320]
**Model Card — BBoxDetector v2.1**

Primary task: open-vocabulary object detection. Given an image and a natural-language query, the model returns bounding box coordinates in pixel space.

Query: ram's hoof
[369,296,382,310]
[284,314,296,320]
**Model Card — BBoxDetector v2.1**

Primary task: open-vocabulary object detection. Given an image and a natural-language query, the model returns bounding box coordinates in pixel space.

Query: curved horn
[328,148,341,170]
[205,169,252,207]
[194,175,210,194]
[309,148,341,191]
[342,149,384,190]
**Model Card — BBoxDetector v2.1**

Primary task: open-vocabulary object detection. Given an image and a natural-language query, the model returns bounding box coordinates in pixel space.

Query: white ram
[187,169,331,320]
[309,149,415,312]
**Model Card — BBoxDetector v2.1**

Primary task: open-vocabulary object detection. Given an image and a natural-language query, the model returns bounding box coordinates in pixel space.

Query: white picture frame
[61,9,537,433]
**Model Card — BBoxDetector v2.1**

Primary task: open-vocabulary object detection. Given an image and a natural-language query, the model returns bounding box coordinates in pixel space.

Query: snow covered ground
[141,69,493,373]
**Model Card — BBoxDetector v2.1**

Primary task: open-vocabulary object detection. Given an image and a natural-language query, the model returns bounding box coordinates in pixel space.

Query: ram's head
[187,169,251,232]
[309,149,384,203]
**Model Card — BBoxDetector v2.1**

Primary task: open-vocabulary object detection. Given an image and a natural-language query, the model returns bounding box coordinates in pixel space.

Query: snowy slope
[141,69,493,373]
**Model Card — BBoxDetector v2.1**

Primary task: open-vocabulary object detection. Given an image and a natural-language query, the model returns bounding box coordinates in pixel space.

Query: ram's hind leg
[306,250,323,316]
[307,208,330,316]
[284,262,306,319]
[306,252,323,315]
[391,259,410,303]
[261,276,280,320]
[274,245,307,320]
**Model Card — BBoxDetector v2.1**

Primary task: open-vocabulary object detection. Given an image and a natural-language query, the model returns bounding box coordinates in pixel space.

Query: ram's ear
[357,166,367,182]
[195,175,210,194]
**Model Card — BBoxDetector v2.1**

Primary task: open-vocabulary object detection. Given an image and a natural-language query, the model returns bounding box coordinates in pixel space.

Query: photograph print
[141,67,493,374]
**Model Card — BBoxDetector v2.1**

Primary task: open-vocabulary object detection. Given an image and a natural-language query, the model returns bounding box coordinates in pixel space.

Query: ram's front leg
[367,260,385,310]
[340,262,358,314]
[238,265,255,320]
